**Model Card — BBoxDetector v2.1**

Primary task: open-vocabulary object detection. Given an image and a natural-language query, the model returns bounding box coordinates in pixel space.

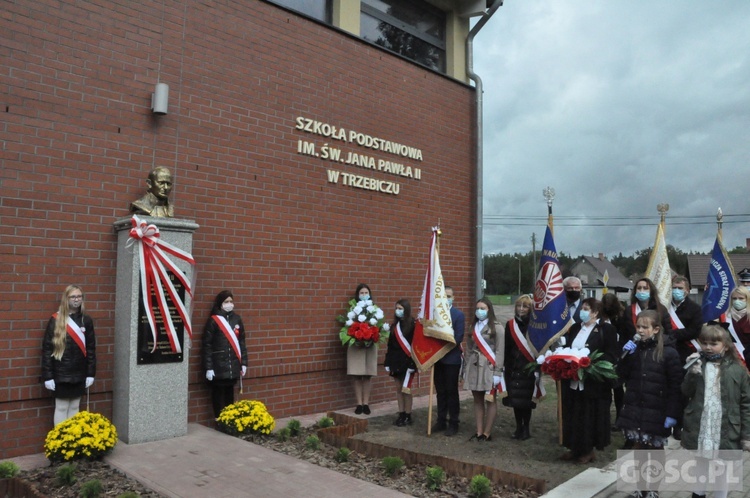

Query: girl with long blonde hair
[41,285,97,425]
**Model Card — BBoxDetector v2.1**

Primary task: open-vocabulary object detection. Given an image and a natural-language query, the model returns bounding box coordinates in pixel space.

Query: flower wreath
[337,298,390,348]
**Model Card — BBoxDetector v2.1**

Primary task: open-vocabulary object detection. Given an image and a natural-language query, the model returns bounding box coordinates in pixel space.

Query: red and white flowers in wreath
[535,347,617,382]
[337,298,390,348]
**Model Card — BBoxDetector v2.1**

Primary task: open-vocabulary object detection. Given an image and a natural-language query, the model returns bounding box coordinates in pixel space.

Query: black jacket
[41,311,96,383]
[202,311,248,381]
[616,338,683,437]
[384,318,416,375]
[670,298,703,362]
[562,320,619,399]
[502,316,537,409]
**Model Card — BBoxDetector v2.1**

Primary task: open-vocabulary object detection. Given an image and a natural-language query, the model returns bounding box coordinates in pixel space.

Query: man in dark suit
[563,276,583,324]
[669,275,703,440]
[432,285,465,436]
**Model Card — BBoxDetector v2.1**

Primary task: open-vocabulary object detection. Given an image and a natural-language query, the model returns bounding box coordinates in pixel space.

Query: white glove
[407,368,415,374]
[206,370,215,381]
[558,337,566,346]
[241,366,247,377]
[44,379,56,391]
[85,377,94,388]
[384,366,390,372]
[493,375,501,386]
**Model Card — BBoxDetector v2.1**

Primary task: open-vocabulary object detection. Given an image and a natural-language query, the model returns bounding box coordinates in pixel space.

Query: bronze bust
[130,167,174,217]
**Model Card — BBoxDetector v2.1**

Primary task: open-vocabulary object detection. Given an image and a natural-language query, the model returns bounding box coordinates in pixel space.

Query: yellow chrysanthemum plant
[44,411,118,462]
[216,400,275,436]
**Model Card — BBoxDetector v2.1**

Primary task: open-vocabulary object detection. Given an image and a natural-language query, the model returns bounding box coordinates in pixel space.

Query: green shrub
[115,493,140,498]
[469,474,492,498]
[276,427,291,442]
[56,463,77,486]
[317,416,335,428]
[305,435,320,450]
[0,461,20,478]
[334,447,351,463]
[425,465,445,491]
[79,478,103,498]
[286,419,301,437]
[381,456,404,477]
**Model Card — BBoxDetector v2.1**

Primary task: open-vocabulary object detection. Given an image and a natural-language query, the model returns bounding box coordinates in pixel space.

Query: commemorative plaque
[137,271,185,364]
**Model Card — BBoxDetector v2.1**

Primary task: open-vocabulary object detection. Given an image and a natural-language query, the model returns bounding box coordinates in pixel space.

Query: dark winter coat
[384,318,416,377]
[202,310,248,381]
[562,321,619,399]
[502,316,537,409]
[670,298,703,363]
[681,356,750,450]
[616,337,683,437]
[41,311,96,383]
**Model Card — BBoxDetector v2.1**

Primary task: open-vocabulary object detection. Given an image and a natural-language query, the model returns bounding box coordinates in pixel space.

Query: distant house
[570,254,632,301]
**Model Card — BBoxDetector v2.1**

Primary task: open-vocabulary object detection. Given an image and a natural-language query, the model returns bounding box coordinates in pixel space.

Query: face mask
[635,291,650,302]
[68,300,81,309]
[579,310,590,323]
[447,298,454,307]
[222,303,234,313]
[359,294,370,301]
[672,289,686,302]
[395,309,404,318]
[565,290,580,302]
[702,351,723,362]
[475,309,488,320]
[733,299,747,311]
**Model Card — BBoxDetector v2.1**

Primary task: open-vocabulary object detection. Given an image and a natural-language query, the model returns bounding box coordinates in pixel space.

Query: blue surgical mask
[579,310,590,323]
[395,308,404,318]
[359,294,370,301]
[475,309,488,320]
[733,299,747,311]
[672,289,686,302]
[447,298,454,307]
[635,291,650,302]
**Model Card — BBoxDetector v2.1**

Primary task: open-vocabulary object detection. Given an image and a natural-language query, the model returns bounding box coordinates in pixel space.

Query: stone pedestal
[112,217,199,444]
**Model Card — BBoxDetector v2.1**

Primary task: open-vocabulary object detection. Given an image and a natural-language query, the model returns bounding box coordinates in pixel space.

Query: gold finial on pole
[657,203,669,224]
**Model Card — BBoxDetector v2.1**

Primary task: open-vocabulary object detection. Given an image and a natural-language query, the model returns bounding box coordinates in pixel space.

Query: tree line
[483,245,749,296]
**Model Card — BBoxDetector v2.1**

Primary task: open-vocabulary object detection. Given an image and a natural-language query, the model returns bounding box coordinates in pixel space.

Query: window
[269,0,331,23]
[360,0,446,72]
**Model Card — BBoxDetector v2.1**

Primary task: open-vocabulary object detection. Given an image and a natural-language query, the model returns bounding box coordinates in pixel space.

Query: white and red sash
[395,322,412,357]
[508,319,545,398]
[509,319,535,363]
[727,319,747,368]
[401,369,415,394]
[53,312,86,356]
[473,322,496,367]
[669,305,701,352]
[630,303,642,325]
[212,315,242,362]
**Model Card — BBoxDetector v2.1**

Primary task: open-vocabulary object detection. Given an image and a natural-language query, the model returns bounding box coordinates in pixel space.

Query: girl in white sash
[384,299,416,427]
[202,290,248,419]
[464,297,503,441]
[41,285,96,426]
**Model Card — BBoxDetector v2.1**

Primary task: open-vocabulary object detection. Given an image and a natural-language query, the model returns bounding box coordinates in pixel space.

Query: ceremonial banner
[412,228,455,371]
[646,221,672,308]
[528,225,570,355]
[702,233,736,323]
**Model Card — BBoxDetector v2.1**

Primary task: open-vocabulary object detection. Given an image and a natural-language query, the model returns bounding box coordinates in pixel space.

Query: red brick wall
[0,0,477,457]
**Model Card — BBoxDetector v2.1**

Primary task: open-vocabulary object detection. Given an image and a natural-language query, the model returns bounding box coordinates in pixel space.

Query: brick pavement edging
[318,412,546,495]
[0,477,45,498]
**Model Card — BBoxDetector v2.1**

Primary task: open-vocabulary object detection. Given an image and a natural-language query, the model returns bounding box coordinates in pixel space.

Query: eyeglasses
[69,296,83,300]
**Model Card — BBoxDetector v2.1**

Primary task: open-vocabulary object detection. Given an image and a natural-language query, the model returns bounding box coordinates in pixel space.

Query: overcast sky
[473,1,750,258]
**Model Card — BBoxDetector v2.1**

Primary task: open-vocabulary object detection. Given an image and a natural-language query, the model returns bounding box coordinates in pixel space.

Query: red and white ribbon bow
[128,215,195,353]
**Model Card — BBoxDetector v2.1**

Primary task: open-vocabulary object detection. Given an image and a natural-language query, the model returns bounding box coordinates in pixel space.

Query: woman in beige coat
[464,297,503,441]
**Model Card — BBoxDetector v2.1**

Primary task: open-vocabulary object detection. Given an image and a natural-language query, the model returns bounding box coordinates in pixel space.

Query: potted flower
[44,411,118,462]
[216,399,275,436]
